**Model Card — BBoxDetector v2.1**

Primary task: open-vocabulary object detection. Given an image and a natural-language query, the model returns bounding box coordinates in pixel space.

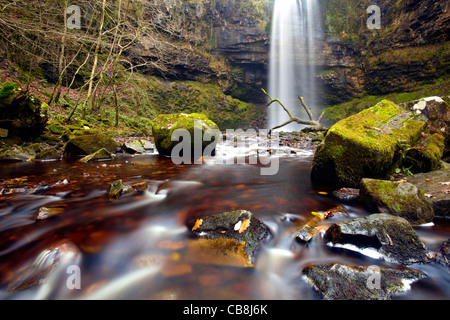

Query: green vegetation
[323,75,450,125]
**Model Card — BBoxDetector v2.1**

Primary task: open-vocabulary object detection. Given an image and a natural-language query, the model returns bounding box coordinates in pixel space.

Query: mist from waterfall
[268,0,323,131]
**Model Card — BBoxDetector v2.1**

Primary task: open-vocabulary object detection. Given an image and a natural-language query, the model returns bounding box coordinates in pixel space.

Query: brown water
[0,146,449,300]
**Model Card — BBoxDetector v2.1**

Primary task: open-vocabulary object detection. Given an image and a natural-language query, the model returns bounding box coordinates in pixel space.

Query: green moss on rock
[152,113,220,157]
[64,133,119,156]
[360,178,434,225]
[312,100,427,187]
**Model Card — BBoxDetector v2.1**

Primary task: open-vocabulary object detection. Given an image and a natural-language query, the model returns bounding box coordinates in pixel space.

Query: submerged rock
[64,133,119,156]
[312,100,427,187]
[326,213,429,264]
[302,263,426,300]
[360,178,434,225]
[152,113,220,158]
[187,210,270,264]
[107,180,135,199]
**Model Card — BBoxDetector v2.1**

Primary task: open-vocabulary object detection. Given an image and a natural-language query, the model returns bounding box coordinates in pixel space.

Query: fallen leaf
[192,219,203,231]
[318,191,328,195]
[239,219,251,234]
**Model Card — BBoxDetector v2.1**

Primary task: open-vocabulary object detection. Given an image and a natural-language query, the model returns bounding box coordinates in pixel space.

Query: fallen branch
[262,89,325,132]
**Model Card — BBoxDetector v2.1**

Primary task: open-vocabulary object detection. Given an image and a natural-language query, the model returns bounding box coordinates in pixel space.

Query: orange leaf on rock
[239,219,251,234]
[192,219,203,231]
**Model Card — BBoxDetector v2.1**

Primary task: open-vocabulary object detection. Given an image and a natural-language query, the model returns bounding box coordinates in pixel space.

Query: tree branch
[263,89,323,132]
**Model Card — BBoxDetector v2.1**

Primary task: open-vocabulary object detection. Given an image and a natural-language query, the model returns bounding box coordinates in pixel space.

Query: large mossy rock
[360,178,434,225]
[326,213,429,264]
[64,133,119,156]
[312,100,427,187]
[0,82,47,139]
[152,113,220,158]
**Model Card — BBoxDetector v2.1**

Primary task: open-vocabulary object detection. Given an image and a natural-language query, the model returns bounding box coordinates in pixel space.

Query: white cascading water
[268,0,323,131]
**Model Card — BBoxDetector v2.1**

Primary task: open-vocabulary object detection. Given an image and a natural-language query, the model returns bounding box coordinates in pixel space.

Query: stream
[0,138,449,300]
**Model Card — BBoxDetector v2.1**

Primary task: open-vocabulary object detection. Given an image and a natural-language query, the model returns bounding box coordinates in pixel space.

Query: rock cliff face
[130,0,449,115]
[319,0,450,105]
[131,0,270,104]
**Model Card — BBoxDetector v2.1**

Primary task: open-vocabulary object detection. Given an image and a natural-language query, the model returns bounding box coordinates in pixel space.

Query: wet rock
[302,263,427,300]
[187,210,270,264]
[360,178,434,225]
[122,140,154,154]
[107,180,135,199]
[0,147,35,162]
[64,133,119,156]
[152,113,220,158]
[294,206,347,243]
[295,224,317,243]
[406,165,450,219]
[34,147,61,161]
[35,206,64,220]
[326,213,429,264]
[312,100,427,187]
[436,239,450,268]
[332,187,360,202]
[79,148,113,163]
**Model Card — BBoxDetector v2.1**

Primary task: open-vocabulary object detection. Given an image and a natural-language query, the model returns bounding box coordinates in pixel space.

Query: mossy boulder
[312,100,427,187]
[64,133,119,156]
[326,213,429,264]
[0,82,47,138]
[152,113,220,158]
[34,147,61,161]
[360,178,434,225]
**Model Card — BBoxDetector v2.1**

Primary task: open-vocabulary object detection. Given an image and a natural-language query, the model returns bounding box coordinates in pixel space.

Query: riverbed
[0,139,449,300]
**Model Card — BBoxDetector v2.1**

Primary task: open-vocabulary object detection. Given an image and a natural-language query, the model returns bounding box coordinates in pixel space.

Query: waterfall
[268,0,323,131]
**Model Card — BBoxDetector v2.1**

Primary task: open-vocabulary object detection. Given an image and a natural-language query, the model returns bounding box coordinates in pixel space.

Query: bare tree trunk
[81,0,106,120]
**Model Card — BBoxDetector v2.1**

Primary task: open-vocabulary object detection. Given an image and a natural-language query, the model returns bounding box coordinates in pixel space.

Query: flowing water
[268,0,324,131]
[0,138,449,300]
